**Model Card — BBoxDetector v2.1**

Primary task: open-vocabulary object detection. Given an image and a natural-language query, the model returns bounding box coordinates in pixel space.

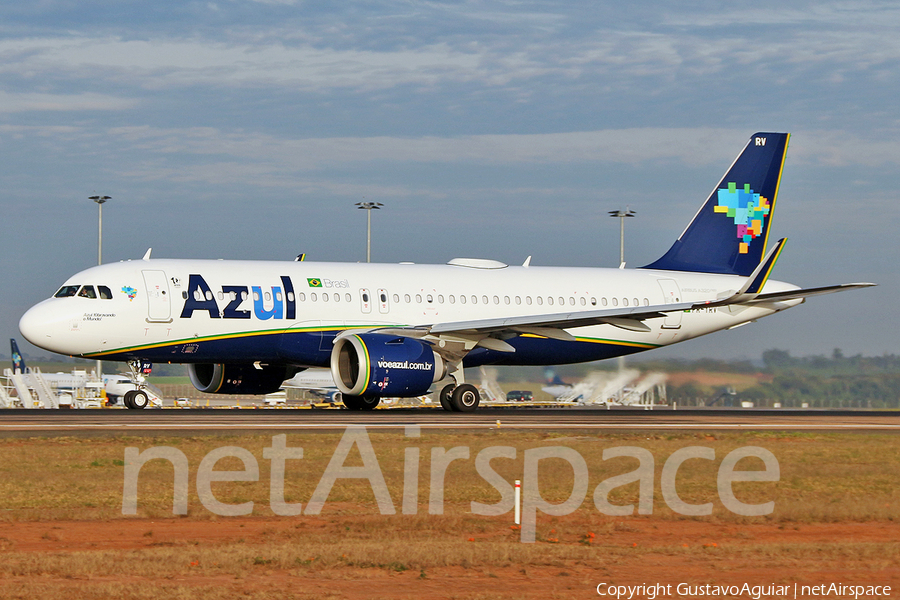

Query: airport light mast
[608,207,636,266]
[609,207,636,378]
[90,195,110,265]
[89,195,110,382]
[355,201,383,263]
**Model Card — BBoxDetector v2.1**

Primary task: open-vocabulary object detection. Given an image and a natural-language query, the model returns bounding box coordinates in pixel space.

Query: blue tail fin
[10,339,25,374]
[643,132,790,276]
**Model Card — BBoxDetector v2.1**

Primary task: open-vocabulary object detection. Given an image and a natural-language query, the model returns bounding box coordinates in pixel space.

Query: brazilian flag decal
[307,278,322,288]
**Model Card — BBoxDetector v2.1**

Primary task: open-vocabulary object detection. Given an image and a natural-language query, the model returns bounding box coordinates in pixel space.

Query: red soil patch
[1,517,897,599]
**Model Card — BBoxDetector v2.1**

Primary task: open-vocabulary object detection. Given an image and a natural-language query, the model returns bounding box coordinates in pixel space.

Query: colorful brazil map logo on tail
[714,182,770,254]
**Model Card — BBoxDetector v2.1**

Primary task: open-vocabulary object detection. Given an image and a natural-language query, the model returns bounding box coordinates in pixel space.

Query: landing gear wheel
[439,384,455,412]
[123,390,136,409]
[451,384,480,413]
[131,390,149,409]
[342,395,380,411]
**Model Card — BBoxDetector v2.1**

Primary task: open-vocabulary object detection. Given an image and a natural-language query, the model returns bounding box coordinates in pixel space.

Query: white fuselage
[19,257,801,368]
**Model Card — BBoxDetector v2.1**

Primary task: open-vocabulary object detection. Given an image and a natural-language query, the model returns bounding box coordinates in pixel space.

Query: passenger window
[548,297,554,306]
[633,298,639,307]
[393,294,399,303]
[482,295,488,304]
[623,298,629,307]
[493,296,499,305]
[504,296,510,305]
[404,294,411,303]
[55,285,80,298]
[299,293,306,302]
[537,297,543,306]
[311,292,318,302]
[427,294,433,303]
[98,286,112,299]
[515,296,521,305]
[602,298,608,307]
[78,286,97,299]
[590,297,597,306]
[416,294,422,303]
[472,295,478,304]
[559,297,565,306]
[323,293,329,302]
[438,295,444,304]
[334,293,340,302]
[346,293,352,302]
[612,298,618,307]
[526,296,532,305]
[449,295,455,304]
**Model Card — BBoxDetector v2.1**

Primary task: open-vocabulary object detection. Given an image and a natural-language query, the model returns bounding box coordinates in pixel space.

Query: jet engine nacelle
[188,363,290,395]
[330,334,446,397]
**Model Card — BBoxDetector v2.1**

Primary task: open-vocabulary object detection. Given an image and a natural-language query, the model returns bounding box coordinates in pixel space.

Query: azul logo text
[180,274,297,321]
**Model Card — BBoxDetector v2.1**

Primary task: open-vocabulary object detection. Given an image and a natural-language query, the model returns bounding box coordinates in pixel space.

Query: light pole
[355,201,383,263]
[608,207,636,266]
[89,195,110,382]
[608,207,635,377]
[89,195,110,265]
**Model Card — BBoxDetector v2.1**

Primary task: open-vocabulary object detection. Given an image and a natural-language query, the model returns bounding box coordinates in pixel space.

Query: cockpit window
[55,284,113,299]
[55,285,79,298]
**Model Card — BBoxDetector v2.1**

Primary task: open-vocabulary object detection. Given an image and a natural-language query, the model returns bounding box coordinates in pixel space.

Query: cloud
[99,126,900,169]
[2,17,898,99]
[0,91,136,113]
[0,37,485,92]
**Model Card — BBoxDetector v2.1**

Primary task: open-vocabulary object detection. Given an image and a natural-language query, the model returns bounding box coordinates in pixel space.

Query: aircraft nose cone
[19,302,55,350]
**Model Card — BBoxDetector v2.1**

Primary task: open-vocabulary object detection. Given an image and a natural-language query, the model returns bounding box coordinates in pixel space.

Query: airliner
[19,132,873,411]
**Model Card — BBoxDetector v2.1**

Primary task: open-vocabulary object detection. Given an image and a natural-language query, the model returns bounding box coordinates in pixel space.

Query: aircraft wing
[343,239,874,354]
[428,301,694,337]
[426,282,874,338]
[360,280,874,354]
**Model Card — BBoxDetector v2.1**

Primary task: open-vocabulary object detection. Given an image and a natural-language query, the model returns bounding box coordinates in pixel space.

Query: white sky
[1,1,896,361]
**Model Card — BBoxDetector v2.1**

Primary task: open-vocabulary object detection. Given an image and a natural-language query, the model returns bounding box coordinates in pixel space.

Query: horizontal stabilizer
[741,282,876,304]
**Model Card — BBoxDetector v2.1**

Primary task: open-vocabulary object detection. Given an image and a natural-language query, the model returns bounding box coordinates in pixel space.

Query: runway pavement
[0,407,897,435]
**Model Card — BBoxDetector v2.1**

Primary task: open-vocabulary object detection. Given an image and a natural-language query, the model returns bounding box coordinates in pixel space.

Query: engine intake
[188,363,290,395]
[330,334,445,397]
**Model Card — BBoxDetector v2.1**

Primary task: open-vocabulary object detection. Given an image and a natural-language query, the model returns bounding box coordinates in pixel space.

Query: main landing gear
[342,395,381,411]
[439,383,480,413]
[123,389,150,409]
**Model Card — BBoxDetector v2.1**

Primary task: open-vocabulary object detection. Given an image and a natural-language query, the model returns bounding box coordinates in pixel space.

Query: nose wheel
[122,359,152,409]
[439,383,481,413]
